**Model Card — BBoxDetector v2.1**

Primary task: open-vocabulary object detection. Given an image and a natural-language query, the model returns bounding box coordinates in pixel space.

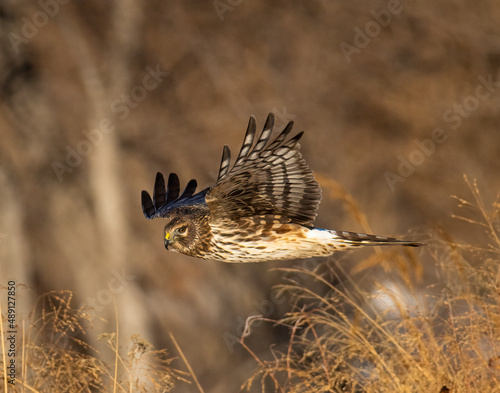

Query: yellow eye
[178,226,187,234]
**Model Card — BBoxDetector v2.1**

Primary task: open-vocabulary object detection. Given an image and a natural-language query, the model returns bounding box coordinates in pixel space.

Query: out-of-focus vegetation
[0,290,189,392]
[2,179,499,392]
[243,178,500,392]
[1,1,499,391]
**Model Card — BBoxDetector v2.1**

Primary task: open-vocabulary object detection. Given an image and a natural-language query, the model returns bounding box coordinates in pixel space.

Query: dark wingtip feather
[232,116,258,167]
[141,190,155,219]
[142,172,203,220]
[180,179,197,198]
[217,145,231,181]
[405,242,426,247]
[283,120,294,133]
[264,113,275,130]
[248,115,257,131]
[153,172,166,209]
[287,131,304,144]
[166,173,180,203]
[266,120,295,150]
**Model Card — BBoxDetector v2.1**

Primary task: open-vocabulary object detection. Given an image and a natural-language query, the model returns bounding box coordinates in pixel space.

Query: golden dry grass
[2,180,500,392]
[2,1,500,390]
[241,177,500,393]
[0,291,190,392]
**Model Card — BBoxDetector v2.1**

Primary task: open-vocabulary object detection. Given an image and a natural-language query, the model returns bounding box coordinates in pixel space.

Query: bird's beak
[164,232,171,250]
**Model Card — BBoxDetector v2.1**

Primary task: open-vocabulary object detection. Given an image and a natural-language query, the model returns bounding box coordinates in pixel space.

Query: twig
[22,319,26,393]
[240,317,286,393]
[287,312,304,382]
[113,298,119,393]
[169,332,205,393]
[310,324,332,385]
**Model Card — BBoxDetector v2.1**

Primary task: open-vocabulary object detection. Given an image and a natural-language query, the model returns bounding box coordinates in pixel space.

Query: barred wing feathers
[206,113,321,226]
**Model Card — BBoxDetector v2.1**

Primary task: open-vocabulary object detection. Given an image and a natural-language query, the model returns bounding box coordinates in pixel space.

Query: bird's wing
[205,113,321,226]
[141,172,208,219]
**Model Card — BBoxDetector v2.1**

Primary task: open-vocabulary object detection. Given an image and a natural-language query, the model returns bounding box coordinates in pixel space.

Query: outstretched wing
[205,113,321,226]
[141,172,208,219]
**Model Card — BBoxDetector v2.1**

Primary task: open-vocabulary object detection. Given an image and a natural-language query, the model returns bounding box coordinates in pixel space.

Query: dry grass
[242,177,500,393]
[2,176,500,392]
[2,1,500,389]
[0,291,189,392]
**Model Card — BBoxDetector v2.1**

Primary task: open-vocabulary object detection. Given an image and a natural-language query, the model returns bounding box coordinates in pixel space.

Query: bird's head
[164,219,197,253]
[162,207,210,257]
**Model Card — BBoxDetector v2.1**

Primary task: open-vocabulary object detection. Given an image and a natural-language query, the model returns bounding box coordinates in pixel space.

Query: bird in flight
[141,113,422,263]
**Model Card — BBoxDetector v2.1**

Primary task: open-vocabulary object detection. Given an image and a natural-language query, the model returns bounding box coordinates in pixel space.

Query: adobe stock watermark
[8,0,70,54]
[213,0,245,21]
[223,257,319,353]
[340,0,412,64]
[51,64,168,182]
[384,74,500,191]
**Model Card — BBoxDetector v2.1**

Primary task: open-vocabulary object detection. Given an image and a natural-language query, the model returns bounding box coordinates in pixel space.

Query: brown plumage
[141,113,423,263]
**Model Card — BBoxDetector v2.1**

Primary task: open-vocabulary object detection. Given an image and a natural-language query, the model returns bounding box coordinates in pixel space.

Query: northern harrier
[141,114,422,262]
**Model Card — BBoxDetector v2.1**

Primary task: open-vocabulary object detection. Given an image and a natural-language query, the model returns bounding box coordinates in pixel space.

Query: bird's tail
[311,228,424,250]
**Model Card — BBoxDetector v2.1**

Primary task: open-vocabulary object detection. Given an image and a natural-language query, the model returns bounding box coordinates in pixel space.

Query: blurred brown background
[1,0,499,391]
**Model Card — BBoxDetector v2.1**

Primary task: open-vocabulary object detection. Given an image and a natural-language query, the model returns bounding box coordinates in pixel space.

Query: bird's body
[142,113,422,263]
[208,216,419,263]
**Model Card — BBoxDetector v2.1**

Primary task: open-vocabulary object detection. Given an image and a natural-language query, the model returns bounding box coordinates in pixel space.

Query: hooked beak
[164,232,171,250]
